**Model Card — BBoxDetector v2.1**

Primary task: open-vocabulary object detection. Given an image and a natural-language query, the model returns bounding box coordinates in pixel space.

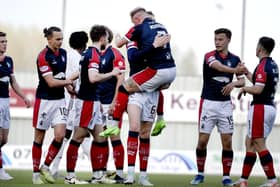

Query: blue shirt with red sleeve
[36,46,67,100]
[125,18,175,70]
[252,57,279,105]
[0,56,13,98]
[97,46,125,104]
[201,50,241,101]
[77,46,101,101]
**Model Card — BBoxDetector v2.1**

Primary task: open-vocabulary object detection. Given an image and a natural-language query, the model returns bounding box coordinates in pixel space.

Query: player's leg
[191,99,214,185]
[152,91,166,136]
[0,128,13,180]
[0,99,13,180]
[138,122,153,186]
[40,123,65,184]
[110,135,125,183]
[124,100,142,184]
[99,77,138,137]
[233,136,255,187]
[51,128,72,178]
[64,127,89,184]
[91,124,115,184]
[32,128,46,184]
[220,133,234,186]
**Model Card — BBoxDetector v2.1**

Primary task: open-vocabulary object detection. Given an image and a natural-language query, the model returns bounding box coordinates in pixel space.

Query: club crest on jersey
[118,61,124,67]
[257,74,263,79]
[227,61,232,67]
[6,62,11,68]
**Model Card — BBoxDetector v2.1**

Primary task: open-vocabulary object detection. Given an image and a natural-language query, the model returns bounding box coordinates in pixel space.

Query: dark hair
[43,26,62,38]
[105,26,113,43]
[130,7,146,18]
[69,31,88,50]
[258,36,275,54]
[214,28,232,39]
[0,31,6,37]
[89,25,107,42]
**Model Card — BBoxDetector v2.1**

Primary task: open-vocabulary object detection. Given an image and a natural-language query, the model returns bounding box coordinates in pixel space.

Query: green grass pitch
[0,170,268,187]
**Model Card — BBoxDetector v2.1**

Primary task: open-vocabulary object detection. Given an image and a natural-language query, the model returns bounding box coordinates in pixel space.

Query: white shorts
[74,99,103,130]
[132,67,176,92]
[33,98,67,130]
[101,104,110,126]
[0,98,10,129]
[128,91,159,123]
[66,97,76,130]
[199,99,234,134]
[247,104,276,139]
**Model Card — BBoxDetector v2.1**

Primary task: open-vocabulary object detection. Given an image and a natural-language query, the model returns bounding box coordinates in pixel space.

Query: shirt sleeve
[111,48,126,70]
[88,48,100,71]
[37,50,52,77]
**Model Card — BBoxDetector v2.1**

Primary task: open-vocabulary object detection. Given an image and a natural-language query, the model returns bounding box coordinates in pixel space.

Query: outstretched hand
[237,87,246,100]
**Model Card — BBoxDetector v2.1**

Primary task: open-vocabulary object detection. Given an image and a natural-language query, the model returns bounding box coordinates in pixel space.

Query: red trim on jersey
[252,104,264,138]
[32,98,41,127]
[198,98,204,129]
[88,48,100,70]
[79,101,94,128]
[125,26,135,41]
[132,67,157,86]
[255,59,267,84]
[38,48,51,74]
[111,47,125,70]
[204,50,216,65]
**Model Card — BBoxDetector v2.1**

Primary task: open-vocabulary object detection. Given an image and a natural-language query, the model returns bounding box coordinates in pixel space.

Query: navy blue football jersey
[252,57,279,105]
[77,46,101,101]
[36,46,67,100]
[0,56,13,98]
[201,50,241,101]
[125,18,175,70]
[98,46,125,104]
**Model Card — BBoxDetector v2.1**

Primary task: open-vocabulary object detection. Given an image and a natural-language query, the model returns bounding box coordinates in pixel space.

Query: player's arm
[221,76,245,96]
[116,35,129,48]
[211,61,245,74]
[238,84,264,99]
[43,74,73,88]
[10,75,32,107]
[127,34,170,63]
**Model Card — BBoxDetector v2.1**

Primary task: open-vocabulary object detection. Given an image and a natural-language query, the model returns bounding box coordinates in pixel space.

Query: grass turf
[0,170,268,187]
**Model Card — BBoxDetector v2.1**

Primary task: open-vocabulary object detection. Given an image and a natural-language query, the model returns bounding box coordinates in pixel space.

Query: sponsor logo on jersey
[212,76,230,83]
[53,72,66,79]
[39,65,49,72]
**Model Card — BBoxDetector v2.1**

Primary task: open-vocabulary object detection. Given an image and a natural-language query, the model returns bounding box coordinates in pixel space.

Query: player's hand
[237,87,246,100]
[111,67,122,76]
[221,82,235,96]
[235,63,247,74]
[24,97,32,108]
[153,34,171,48]
[66,84,76,95]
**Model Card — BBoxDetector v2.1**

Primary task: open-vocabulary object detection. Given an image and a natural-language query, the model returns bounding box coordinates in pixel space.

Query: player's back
[77,46,100,101]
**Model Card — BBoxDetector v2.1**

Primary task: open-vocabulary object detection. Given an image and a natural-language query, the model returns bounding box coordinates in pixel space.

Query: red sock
[258,150,276,179]
[127,131,139,166]
[66,140,80,172]
[112,140,124,170]
[139,138,150,171]
[196,148,207,173]
[91,141,108,171]
[32,142,42,172]
[157,91,164,115]
[0,149,3,168]
[241,152,257,179]
[112,86,129,121]
[44,140,62,166]
[222,150,233,176]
